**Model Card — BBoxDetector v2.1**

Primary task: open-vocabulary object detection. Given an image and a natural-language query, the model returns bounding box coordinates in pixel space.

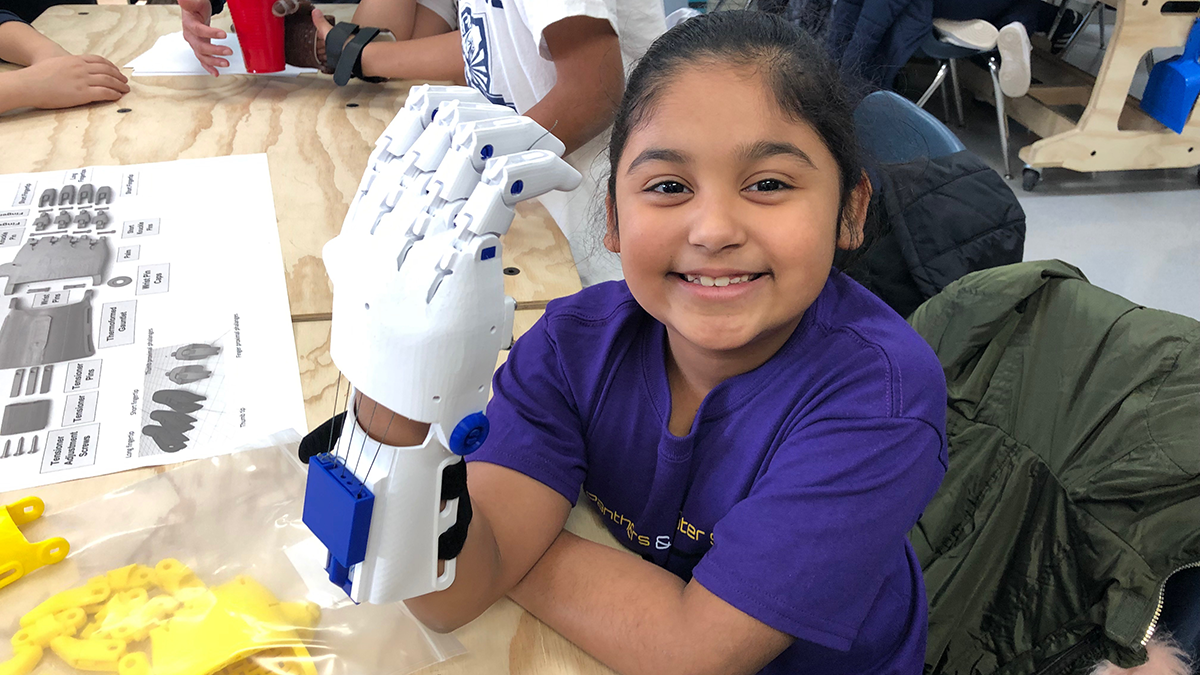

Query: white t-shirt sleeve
[512,0,620,61]
[417,0,459,30]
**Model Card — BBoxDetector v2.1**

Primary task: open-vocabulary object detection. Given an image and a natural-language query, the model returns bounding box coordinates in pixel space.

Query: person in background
[932,0,1084,97]
[179,0,666,286]
[0,9,129,115]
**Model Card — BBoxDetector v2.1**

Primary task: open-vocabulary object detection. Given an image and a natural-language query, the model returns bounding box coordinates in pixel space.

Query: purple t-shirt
[468,272,948,674]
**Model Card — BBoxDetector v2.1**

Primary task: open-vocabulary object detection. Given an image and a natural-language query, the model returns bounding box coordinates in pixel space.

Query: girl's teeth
[683,274,754,286]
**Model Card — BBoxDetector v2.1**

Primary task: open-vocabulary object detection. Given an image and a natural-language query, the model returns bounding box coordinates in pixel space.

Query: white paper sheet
[0,155,307,491]
[125,31,317,77]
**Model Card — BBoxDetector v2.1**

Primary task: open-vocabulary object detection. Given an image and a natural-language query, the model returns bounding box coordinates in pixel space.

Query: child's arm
[508,531,794,675]
[353,394,573,633]
[352,0,453,41]
[522,16,625,157]
[313,10,466,85]
[0,21,129,115]
[0,17,68,65]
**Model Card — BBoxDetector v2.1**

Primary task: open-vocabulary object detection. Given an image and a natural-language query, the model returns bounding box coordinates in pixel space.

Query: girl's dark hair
[607,10,867,240]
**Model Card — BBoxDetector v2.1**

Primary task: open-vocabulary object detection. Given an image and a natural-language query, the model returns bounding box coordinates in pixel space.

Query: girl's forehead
[624,64,830,166]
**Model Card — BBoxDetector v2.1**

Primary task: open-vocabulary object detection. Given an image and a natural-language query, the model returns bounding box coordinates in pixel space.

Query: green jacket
[907,260,1200,674]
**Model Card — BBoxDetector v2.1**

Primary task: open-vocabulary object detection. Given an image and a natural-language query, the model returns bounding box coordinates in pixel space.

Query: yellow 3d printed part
[0,646,42,675]
[212,647,319,675]
[101,565,156,593]
[49,636,127,671]
[1,497,70,591]
[21,578,111,627]
[118,576,318,675]
[92,595,181,644]
[151,560,204,597]
[7,563,320,675]
[11,608,87,649]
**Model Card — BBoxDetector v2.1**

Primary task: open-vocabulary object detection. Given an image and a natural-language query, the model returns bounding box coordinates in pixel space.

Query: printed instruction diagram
[0,155,306,491]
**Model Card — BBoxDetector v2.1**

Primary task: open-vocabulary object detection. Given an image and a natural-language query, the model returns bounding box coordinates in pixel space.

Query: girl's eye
[648,181,690,194]
[746,178,791,192]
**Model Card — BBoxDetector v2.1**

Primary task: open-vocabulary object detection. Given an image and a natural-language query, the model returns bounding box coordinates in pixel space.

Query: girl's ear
[603,194,621,254]
[837,170,872,251]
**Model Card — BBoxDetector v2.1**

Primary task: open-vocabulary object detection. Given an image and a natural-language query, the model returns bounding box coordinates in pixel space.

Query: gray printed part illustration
[0,236,110,294]
[2,400,51,435]
[166,365,211,384]
[172,344,220,360]
[78,184,94,205]
[152,389,205,414]
[0,291,96,369]
[141,424,188,453]
[149,409,196,432]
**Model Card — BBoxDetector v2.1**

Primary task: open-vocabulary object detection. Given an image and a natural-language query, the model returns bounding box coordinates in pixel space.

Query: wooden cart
[957,0,1200,190]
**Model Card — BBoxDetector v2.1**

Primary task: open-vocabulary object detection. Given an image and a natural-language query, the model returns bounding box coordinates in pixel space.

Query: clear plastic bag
[0,431,465,675]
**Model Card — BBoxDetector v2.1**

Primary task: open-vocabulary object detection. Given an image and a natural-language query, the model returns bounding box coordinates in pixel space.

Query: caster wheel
[1022,167,1041,192]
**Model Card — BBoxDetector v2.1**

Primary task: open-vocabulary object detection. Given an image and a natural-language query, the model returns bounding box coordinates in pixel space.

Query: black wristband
[298,411,347,464]
[324,21,359,74]
[437,460,472,560]
[335,26,383,86]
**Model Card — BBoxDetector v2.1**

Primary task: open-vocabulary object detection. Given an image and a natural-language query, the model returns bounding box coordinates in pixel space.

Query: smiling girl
[360,11,949,674]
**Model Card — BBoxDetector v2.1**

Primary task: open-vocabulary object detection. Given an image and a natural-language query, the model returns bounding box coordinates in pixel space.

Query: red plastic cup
[226,0,285,73]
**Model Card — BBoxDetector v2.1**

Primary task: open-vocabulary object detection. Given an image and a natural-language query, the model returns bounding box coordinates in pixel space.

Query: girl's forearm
[507,530,696,675]
[403,498,507,632]
[0,21,67,66]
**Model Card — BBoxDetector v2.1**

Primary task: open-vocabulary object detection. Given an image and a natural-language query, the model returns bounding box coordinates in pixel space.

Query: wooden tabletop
[0,4,582,319]
[2,313,622,675]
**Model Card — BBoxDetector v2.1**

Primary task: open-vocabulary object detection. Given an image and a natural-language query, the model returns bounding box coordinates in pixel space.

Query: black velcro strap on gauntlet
[335,26,384,85]
[298,411,347,464]
[437,460,472,560]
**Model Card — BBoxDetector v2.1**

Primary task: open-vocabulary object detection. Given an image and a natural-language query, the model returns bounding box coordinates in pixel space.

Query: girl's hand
[180,0,232,76]
[17,55,130,109]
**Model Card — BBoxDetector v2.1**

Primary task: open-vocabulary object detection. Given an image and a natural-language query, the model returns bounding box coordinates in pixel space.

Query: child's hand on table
[180,0,232,76]
[13,54,129,109]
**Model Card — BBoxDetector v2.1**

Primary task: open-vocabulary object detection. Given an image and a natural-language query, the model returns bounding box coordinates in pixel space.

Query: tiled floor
[913,19,1200,320]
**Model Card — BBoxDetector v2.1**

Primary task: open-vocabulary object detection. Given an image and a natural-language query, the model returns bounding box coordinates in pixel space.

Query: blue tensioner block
[302,453,375,597]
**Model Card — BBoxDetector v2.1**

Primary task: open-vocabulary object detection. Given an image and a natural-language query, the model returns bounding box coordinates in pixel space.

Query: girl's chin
[669,321,760,353]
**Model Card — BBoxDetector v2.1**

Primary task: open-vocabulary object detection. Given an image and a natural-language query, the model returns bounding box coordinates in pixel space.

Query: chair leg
[1097,3,1106,49]
[1062,1,1100,56]
[917,62,950,108]
[940,74,952,122]
[989,57,1012,179]
[949,59,965,127]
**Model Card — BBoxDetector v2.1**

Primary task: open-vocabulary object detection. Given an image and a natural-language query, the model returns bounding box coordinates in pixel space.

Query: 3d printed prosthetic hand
[300,85,582,605]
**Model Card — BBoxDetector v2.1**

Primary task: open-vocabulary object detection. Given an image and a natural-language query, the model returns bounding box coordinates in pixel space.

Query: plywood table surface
[0,4,582,319]
[2,313,621,675]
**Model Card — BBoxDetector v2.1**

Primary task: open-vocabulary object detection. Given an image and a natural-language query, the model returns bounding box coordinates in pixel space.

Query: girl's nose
[687,192,747,253]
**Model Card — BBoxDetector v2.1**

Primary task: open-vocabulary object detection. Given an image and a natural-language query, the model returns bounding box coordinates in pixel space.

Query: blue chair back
[854,90,966,164]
